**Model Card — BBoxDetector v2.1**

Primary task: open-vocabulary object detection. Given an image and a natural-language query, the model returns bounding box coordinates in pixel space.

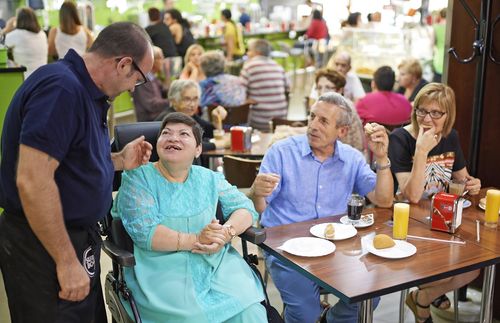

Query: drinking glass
[448,178,466,196]
[393,203,410,240]
[347,194,365,223]
[485,189,500,228]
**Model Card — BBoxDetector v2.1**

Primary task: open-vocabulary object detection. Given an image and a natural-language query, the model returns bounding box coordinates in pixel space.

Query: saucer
[340,214,374,228]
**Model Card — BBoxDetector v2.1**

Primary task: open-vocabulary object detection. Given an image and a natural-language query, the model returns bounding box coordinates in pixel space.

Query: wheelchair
[101,121,276,323]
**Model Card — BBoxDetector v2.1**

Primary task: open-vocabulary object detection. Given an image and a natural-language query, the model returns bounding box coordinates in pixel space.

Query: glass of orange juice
[393,203,410,240]
[484,189,500,228]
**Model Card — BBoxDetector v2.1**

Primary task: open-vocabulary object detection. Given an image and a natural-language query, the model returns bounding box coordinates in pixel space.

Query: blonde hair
[412,83,456,137]
[184,44,204,66]
[398,58,423,79]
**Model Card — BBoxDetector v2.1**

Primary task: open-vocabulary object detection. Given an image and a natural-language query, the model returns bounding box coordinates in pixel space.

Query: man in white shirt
[327,51,365,103]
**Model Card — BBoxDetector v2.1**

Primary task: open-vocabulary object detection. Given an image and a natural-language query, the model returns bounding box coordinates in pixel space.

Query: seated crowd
[0,4,484,323]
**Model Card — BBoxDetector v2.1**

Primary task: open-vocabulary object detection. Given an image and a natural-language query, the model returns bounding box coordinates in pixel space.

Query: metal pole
[359,299,373,323]
[467,0,490,176]
[399,289,408,323]
[479,265,496,323]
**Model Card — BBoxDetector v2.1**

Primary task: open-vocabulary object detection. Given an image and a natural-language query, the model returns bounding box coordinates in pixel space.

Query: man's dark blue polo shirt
[0,49,114,227]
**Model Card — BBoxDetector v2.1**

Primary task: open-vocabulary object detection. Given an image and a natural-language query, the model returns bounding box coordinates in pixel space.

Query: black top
[145,22,178,58]
[397,78,428,102]
[389,127,466,197]
[176,26,195,58]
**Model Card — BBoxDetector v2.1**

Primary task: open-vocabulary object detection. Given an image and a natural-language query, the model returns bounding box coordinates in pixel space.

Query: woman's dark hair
[16,7,41,34]
[166,9,190,28]
[347,12,361,27]
[159,112,204,146]
[315,68,346,90]
[148,7,161,21]
[221,9,232,21]
[59,1,82,35]
[312,10,322,20]
[88,22,152,65]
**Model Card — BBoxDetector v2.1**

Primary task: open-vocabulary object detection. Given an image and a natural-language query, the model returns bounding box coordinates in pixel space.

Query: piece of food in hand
[324,224,335,239]
[373,234,395,249]
[364,123,375,135]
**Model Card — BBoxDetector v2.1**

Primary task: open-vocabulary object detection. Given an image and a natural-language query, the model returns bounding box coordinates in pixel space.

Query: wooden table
[259,200,500,323]
[202,132,273,158]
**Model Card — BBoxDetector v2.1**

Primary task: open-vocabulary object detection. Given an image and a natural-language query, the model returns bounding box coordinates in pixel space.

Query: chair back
[271,118,308,132]
[223,155,262,188]
[208,102,252,129]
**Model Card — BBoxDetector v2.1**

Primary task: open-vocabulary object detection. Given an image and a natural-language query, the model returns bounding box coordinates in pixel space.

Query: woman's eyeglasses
[415,108,446,119]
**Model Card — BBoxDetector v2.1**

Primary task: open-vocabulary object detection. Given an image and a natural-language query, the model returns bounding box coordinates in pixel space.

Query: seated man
[356,66,412,126]
[132,46,170,121]
[327,51,365,103]
[249,92,394,323]
[240,39,290,131]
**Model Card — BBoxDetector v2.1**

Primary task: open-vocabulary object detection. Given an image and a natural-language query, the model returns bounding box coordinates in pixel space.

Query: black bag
[248,262,284,323]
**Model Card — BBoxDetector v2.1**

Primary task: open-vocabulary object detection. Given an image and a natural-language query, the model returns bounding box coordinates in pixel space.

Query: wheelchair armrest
[102,240,136,267]
[239,226,266,245]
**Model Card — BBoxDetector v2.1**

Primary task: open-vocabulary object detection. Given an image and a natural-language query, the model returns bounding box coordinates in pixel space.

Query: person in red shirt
[305,9,328,40]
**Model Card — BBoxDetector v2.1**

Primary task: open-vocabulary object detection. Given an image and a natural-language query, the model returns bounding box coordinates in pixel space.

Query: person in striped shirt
[240,39,290,131]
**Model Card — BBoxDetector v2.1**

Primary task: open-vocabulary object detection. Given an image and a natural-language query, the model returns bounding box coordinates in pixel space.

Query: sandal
[405,290,434,323]
[431,294,451,310]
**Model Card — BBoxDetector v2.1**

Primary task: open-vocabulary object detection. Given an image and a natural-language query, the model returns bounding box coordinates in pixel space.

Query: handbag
[248,262,284,323]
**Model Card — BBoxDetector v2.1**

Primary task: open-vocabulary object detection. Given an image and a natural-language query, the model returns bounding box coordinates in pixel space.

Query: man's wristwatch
[374,158,391,171]
[223,224,237,240]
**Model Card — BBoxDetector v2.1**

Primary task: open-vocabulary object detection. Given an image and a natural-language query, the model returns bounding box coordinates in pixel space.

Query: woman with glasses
[388,83,481,323]
[156,79,228,151]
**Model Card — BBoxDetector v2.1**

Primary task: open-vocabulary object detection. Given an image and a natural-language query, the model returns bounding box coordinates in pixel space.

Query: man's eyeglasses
[415,108,446,119]
[116,57,148,87]
[181,96,199,104]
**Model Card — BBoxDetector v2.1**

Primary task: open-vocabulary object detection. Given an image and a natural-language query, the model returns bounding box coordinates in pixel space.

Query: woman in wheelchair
[112,112,266,322]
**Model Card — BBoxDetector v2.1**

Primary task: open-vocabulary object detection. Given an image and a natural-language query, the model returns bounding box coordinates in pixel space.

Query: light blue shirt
[260,135,376,228]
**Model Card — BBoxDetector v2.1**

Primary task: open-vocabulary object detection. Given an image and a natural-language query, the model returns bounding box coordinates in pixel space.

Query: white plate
[479,203,500,213]
[340,214,374,228]
[277,237,336,257]
[366,239,417,259]
[309,223,357,241]
[463,199,471,208]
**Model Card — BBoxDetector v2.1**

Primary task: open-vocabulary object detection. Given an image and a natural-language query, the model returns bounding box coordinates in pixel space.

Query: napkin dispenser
[230,126,252,152]
[430,192,464,233]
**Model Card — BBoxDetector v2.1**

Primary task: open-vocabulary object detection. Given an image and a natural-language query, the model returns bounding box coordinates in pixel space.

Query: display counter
[196,29,305,50]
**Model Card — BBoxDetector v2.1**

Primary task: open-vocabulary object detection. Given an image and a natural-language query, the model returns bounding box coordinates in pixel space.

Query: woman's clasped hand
[192,219,232,255]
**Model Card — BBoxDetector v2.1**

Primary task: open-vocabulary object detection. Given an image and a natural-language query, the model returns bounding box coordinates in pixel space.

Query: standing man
[145,7,178,58]
[0,22,154,322]
[249,92,393,323]
[240,39,290,131]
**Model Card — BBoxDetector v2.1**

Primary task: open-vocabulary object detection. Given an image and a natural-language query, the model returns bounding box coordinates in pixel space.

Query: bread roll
[364,123,375,135]
[324,224,335,239]
[373,234,395,249]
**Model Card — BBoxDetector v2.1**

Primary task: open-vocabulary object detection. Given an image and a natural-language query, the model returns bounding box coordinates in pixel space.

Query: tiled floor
[0,70,496,323]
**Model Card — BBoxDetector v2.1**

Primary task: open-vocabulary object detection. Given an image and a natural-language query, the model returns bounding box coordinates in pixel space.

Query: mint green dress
[112,163,266,322]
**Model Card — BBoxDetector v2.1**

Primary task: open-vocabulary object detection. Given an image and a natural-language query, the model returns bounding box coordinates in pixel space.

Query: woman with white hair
[199,51,246,108]
[157,79,228,151]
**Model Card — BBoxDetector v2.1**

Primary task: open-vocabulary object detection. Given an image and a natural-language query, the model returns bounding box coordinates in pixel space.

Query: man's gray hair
[249,39,272,57]
[200,51,225,77]
[168,79,200,103]
[317,92,353,127]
